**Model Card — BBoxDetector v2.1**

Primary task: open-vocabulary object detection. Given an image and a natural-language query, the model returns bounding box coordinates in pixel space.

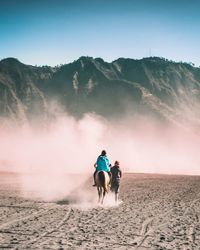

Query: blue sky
[0,0,200,66]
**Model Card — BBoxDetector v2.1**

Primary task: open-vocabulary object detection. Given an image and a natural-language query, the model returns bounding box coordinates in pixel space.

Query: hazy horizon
[1,112,200,176]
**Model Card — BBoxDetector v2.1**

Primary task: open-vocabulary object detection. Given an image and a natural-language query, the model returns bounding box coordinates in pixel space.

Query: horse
[95,171,110,204]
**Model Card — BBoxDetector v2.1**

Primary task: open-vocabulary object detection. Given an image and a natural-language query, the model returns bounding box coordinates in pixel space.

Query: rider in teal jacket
[93,150,111,186]
[96,155,110,172]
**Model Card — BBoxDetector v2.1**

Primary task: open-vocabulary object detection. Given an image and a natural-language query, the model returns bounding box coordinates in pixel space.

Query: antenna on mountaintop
[149,48,152,57]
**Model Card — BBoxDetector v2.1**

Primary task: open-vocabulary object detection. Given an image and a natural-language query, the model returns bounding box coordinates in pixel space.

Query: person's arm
[107,158,110,170]
[94,156,100,168]
[119,169,122,178]
[105,157,110,166]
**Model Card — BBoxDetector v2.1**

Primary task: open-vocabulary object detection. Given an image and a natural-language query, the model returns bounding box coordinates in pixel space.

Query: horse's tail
[98,171,108,193]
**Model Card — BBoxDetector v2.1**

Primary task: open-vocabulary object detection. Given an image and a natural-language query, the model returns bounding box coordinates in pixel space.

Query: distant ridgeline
[0,56,200,126]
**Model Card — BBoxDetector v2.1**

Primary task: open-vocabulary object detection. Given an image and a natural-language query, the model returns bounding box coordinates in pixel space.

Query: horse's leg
[101,187,104,204]
[102,174,109,204]
[97,187,101,203]
[98,187,103,203]
[101,188,106,204]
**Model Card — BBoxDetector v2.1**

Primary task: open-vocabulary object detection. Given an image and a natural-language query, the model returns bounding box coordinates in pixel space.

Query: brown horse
[95,171,110,204]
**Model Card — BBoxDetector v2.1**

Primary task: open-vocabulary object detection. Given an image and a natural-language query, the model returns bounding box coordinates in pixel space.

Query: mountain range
[1,56,200,127]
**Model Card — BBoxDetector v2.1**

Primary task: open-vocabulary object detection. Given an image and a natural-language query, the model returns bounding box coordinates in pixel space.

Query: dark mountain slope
[0,56,200,125]
[47,57,142,117]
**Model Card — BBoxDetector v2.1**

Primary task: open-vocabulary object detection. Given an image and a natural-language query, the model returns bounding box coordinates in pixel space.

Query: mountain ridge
[0,56,200,127]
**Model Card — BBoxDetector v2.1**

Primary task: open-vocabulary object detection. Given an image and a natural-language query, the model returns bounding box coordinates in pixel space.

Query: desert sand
[0,172,200,249]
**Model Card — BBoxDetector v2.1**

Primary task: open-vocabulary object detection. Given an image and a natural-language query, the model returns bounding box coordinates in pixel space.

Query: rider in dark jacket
[110,161,122,193]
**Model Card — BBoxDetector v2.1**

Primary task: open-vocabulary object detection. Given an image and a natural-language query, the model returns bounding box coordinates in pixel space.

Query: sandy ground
[0,173,200,249]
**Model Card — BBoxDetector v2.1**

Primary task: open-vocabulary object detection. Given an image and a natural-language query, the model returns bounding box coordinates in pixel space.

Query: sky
[0,0,200,66]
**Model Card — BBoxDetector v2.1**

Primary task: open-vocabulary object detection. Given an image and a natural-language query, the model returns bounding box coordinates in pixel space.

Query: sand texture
[0,173,200,249]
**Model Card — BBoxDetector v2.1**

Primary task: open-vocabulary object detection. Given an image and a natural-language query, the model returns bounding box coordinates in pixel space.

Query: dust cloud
[0,113,200,201]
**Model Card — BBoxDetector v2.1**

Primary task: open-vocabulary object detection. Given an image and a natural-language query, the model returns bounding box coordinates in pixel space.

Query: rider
[93,150,111,186]
[110,160,122,193]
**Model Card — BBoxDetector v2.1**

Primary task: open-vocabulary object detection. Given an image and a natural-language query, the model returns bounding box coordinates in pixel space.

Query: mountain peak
[78,56,94,62]
[0,57,25,67]
[0,57,23,65]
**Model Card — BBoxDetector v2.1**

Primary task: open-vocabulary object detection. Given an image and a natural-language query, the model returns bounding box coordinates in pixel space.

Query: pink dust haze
[0,113,199,200]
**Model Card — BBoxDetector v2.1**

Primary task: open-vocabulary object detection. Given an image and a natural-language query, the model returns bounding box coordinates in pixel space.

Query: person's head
[101,150,106,156]
[115,160,119,166]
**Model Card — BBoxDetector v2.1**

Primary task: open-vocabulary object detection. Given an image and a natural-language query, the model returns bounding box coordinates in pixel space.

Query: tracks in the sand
[1,174,200,249]
[133,195,200,249]
[21,207,73,248]
[0,207,49,230]
[0,202,73,249]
